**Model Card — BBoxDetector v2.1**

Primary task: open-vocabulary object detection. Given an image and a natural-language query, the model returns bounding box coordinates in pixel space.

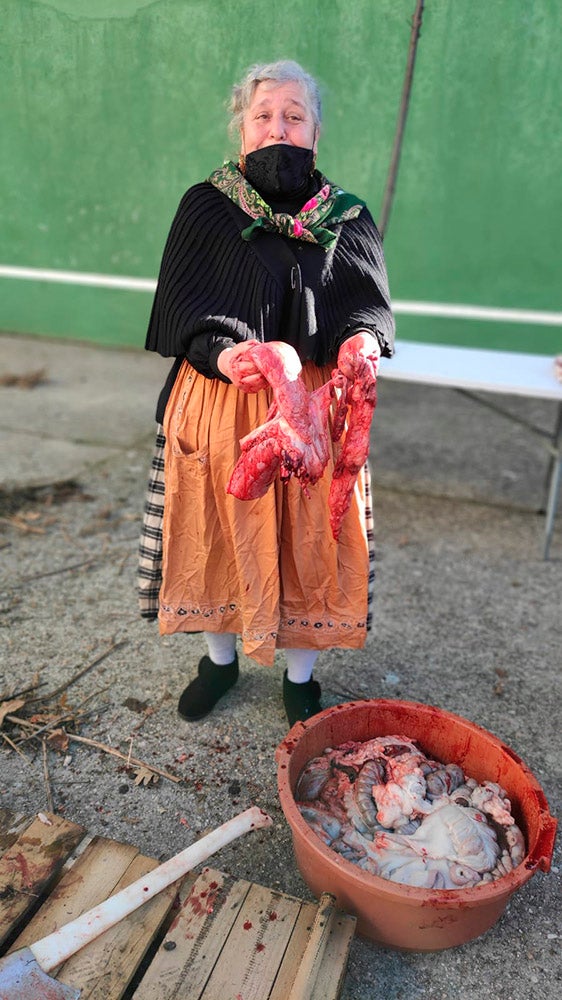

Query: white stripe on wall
[0,265,156,292]
[1,264,561,326]
[391,300,562,326]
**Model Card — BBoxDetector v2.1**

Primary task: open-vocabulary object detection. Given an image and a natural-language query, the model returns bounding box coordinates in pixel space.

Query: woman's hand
[217,340,269,392]
[337,331,381,383]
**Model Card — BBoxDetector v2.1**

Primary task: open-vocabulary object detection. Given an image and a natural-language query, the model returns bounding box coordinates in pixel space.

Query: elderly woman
[139,60,394,727]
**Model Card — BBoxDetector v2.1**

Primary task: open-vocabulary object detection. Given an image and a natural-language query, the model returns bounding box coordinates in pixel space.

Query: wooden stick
[378,0,425,238]
[0,679,46,702]
[42,738,54,813]
[27,640,127,703]
[4,711,180,785]
[12,557,98,588]
[0,730,32,762]
[116,549,132,576]
[0,515,45,535]
[0,366,47,388]
[8,687,109,745]
[17,714,79,743]
[59,732,182,784]
[5,714,36,729]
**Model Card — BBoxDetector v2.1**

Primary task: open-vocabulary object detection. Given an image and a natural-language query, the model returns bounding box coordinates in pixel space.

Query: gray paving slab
[0,333,171,490]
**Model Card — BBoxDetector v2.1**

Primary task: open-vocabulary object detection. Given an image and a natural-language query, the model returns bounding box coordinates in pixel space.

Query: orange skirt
[159,360,371,666]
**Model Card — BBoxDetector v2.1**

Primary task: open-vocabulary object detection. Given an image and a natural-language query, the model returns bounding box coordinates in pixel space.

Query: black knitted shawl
[145,180,395,382]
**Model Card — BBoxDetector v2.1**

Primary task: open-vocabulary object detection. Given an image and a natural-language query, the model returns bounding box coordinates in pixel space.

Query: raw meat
[295,736,526,890]
[226,342,377,540]
[329,365,377,540]
[226,342,336,499]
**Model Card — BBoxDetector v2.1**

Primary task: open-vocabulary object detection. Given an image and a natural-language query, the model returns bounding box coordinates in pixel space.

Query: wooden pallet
[0,810,356,999]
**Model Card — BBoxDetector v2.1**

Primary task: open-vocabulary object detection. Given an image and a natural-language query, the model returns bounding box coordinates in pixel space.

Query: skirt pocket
[165,445,223,557]
[167,445,210,495]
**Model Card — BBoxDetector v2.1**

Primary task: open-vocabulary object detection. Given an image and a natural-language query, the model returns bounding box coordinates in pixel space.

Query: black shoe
[178,654,239,721]
[283,669,322,727]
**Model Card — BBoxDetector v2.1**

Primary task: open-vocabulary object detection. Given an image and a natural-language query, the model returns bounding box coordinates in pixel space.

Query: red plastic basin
[276,699,557,951]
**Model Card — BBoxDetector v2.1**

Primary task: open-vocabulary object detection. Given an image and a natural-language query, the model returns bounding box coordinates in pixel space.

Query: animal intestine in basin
[295,736,526,890]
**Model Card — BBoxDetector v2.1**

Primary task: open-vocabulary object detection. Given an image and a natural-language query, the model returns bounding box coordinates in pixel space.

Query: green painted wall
[384,0,562,353]
[1,0,561,353]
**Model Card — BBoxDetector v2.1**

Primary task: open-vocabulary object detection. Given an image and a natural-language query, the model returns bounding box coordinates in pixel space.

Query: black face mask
[244,144,315,199]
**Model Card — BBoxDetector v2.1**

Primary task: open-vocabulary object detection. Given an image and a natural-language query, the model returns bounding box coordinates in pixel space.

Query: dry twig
[14,687,109,745]
[42,738,54,812]
[0,515,45,535]
[62,732,181,784]
[129,706,156,735]
[8,711,78,745]
[0,730,32,762]
[0,679,45,703]
[4,715,35,732]
[4,712,180,784]
[12,557,98,588]
[0,367,47,388]
[117,549,132,576]
[27,640,127,704]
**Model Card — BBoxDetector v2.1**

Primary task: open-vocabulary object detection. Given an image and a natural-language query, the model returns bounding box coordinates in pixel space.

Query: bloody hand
[337,331,381,385]
[217,340,269,392]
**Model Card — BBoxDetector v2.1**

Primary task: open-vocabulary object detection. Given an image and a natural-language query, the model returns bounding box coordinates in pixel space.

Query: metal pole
[379,0,425,239]
[543,401,562,559]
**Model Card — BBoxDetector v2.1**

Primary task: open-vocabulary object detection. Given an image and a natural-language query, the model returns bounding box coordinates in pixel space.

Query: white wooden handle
[31,806,272,972]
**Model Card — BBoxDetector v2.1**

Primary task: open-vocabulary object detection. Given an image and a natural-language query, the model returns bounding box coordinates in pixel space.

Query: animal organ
[329,366,377,539]
[226,347,336,498]
[226,341,377,539]
[295,736,526,889]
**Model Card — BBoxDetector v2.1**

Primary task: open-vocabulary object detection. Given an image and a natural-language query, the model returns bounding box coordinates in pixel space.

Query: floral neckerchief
[207,160,365,251]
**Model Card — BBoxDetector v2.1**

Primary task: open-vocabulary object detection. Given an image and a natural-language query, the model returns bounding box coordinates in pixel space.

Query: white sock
[204,632,237,666]
[285,649,319,684]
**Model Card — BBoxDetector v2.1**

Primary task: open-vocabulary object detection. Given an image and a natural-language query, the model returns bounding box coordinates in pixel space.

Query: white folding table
[379,342,562,558]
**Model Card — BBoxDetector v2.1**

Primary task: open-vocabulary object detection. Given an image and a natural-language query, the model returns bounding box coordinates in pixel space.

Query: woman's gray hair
[229,60,322,137]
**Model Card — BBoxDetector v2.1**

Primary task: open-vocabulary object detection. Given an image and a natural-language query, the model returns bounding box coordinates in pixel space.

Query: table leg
[543,402,562,559]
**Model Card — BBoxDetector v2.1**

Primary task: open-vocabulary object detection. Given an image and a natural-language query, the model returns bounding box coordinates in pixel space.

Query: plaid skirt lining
[137,426,165,619]
[137,425,376,628]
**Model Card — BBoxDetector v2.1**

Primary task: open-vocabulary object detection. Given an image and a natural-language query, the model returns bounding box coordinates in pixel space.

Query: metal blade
[0,947,80,1000]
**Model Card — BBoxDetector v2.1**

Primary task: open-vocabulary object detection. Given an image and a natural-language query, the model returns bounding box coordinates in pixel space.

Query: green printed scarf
[207,160,364,251]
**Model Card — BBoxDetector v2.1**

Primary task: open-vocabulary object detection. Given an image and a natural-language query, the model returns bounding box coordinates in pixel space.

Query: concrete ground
[0,332,560,999]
